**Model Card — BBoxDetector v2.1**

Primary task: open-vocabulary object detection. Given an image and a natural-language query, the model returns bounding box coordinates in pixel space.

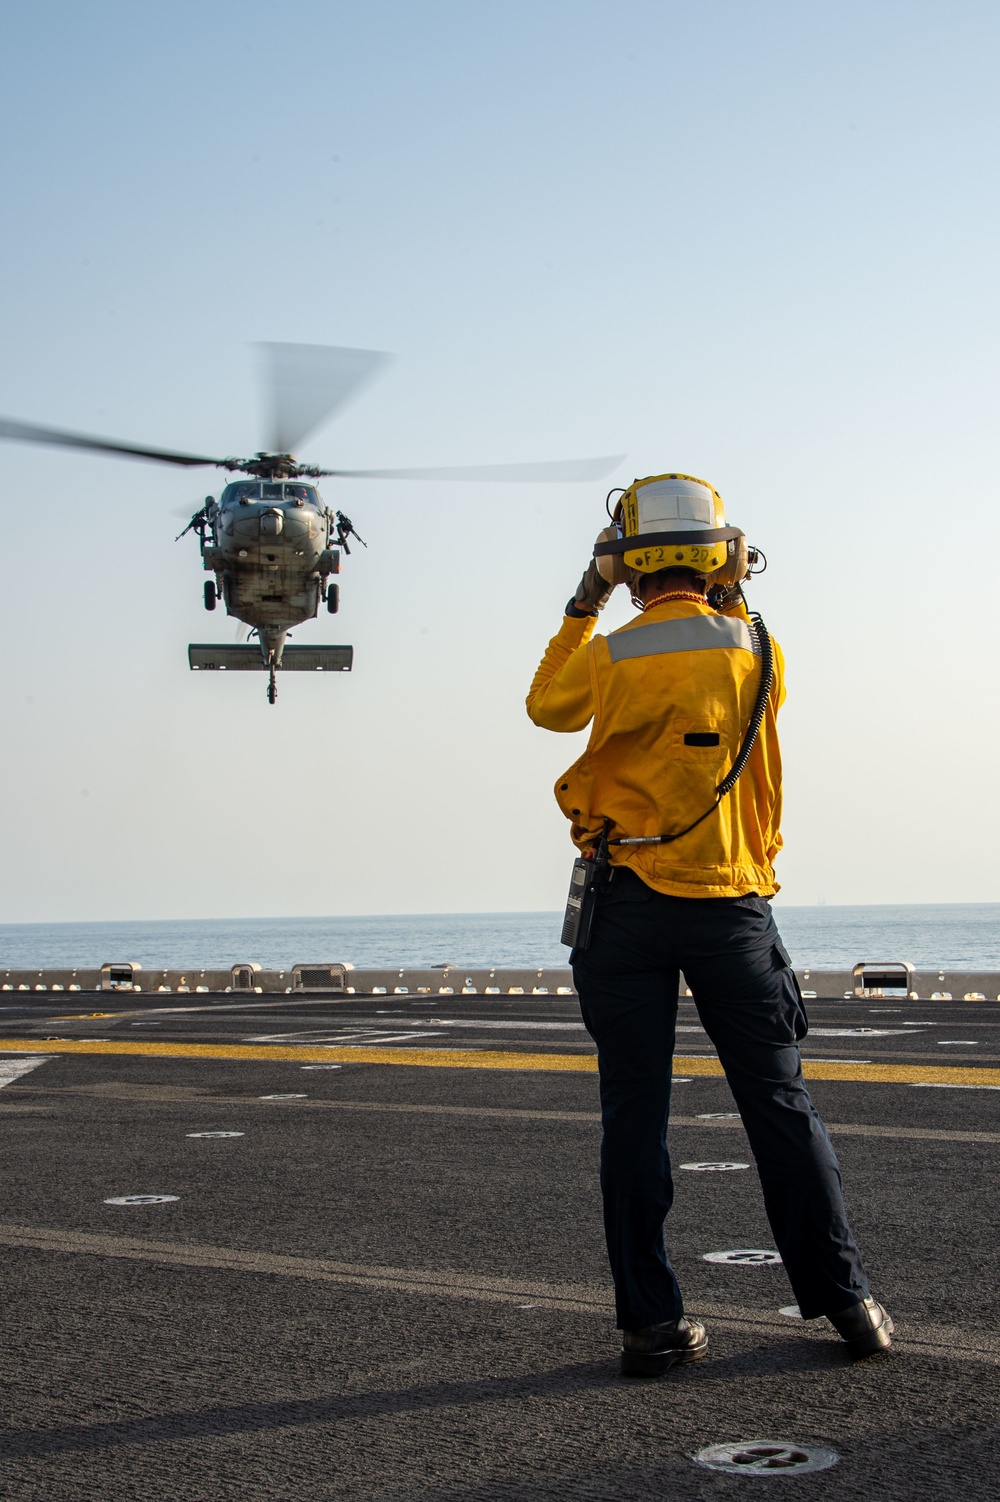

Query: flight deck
[0,984,996,1499]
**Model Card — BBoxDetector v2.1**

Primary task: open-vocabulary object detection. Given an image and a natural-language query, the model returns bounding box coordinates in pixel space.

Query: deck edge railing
[0,962,998,1001]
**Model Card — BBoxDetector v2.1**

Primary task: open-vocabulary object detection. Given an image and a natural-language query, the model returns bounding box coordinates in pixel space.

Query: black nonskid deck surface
[0,993,997,1499]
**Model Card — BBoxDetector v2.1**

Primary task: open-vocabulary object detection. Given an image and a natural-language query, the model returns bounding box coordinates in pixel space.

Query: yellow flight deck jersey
[526,598,786,899]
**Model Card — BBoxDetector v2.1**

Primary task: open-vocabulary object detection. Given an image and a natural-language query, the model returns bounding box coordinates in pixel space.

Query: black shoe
[828,1296,894,1358]
[620,1316,708,1377]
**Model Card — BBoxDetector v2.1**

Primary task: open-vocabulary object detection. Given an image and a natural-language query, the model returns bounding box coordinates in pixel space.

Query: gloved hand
[566,559,614,618]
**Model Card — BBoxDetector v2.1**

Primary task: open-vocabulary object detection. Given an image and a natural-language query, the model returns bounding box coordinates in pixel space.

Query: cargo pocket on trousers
[773,940,809,1042]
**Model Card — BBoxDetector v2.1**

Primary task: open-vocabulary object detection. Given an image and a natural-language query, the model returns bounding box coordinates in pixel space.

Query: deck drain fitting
[104,1195,180,1206]
[186,1131,244,1139]
[681,1161,750,1172]
[694,1440,839,1476]
[702,1249,783,1266]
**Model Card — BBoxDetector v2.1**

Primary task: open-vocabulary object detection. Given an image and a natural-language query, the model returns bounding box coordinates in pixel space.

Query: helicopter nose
[260,509,284,538]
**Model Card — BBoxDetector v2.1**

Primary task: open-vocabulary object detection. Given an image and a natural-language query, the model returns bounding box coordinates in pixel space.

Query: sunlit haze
[1,0,997,922]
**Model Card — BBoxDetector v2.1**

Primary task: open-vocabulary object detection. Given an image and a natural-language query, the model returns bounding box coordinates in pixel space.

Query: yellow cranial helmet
[594,474,744,582]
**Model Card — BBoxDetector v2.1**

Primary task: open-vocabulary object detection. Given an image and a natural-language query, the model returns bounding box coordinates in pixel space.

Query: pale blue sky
[0,0,997,920]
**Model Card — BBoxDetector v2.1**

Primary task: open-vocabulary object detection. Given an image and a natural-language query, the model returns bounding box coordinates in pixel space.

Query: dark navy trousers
[572,868,870,1330]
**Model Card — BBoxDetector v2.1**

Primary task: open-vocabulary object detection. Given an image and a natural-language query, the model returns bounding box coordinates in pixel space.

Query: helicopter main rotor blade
[0,416,228,469]
[259,342,393,455]
[316,455,626,483]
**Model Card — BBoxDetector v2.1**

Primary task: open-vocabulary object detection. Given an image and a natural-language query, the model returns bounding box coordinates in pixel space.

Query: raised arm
[526,559,614,731]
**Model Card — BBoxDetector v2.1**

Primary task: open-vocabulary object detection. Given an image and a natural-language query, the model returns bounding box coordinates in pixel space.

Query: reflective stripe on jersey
[607,613,760,663]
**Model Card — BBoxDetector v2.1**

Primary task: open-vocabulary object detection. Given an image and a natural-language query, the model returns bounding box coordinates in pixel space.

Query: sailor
[527,473,892,1376]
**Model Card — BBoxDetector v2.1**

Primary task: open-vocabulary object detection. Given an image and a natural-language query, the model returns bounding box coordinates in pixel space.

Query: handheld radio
[560,822,611,951]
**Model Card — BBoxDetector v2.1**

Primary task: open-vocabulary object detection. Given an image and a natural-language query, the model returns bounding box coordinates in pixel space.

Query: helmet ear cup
[594,526,628,586]
[711,533,748,588]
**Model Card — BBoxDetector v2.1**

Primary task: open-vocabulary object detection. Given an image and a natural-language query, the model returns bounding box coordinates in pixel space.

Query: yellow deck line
[1,1036,999,1087]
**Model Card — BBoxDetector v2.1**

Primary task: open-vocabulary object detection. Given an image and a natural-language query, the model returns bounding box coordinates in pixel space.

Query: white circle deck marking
[694,1441,839,1476]
[681,1161,750,1172]
[186,1131,244,1138]
[104,1195,179,1206]
[778,1304,802,1318]
[260,1093,307,1099]
[702,1249,783,1266]
[697,1112,741,1120]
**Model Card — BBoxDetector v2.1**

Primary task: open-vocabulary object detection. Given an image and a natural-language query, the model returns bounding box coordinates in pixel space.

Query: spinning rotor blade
[259,342,393,454]
[319,454,626,483]
[0,416,227,469]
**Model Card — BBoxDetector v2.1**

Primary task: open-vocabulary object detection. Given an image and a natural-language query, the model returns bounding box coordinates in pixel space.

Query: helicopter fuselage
[196,479,340,663]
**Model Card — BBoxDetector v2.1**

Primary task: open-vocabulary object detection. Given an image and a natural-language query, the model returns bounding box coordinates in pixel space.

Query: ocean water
[0,904,998,971]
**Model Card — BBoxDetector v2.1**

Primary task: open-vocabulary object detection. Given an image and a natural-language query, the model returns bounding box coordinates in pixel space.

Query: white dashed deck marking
[244,1030,445,1045]
[910,1082,1000,1091]
[0,1056,52,1088]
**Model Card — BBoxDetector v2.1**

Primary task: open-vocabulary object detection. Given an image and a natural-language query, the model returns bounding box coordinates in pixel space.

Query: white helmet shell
[633,477,719,533]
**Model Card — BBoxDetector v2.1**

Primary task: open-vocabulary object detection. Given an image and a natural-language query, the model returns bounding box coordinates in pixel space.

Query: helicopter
[0,343,622,703]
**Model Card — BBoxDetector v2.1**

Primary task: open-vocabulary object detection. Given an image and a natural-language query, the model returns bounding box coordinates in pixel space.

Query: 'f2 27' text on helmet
[594,474,746,585]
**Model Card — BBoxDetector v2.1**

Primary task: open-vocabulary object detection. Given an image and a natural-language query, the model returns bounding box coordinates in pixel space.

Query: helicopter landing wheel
[326,582,339,614]
[204,579,217,611]
[267,667,277,705]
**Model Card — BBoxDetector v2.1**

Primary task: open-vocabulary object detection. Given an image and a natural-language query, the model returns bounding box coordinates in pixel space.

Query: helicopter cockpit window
[220,481,319,507]
[284,483,318,505]
[222,482,259,506]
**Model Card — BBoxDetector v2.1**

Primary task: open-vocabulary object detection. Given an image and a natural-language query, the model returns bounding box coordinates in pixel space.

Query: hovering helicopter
[0,344,623,703]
